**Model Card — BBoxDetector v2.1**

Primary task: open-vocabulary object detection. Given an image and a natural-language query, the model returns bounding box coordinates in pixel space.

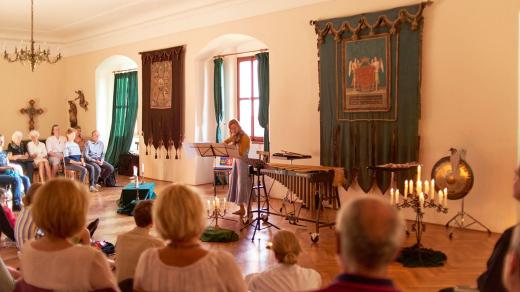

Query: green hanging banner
[313,3,429,193]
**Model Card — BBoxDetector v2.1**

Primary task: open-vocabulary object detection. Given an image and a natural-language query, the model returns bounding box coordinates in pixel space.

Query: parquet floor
[0,177,501,291]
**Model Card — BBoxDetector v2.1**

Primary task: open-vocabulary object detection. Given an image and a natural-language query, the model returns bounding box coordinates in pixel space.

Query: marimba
[259,163,344,242]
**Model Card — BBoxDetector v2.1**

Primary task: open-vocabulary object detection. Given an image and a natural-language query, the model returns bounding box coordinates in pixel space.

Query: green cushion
[200,227,239,242]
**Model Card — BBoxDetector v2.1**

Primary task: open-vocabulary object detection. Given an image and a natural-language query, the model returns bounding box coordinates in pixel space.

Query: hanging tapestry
[313,3,429,193]
[140,45,185,159]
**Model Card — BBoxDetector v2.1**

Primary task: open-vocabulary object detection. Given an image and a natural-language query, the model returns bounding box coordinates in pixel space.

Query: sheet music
[190,143,240,158]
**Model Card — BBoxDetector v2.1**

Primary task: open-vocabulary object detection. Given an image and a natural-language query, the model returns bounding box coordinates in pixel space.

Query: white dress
[246,264,322,292]
[27,141,48,165]
[20,241,119,291]
[134,248,247,292]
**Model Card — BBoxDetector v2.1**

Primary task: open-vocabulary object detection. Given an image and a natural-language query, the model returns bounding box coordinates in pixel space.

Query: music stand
[192,143,240,196]
[192,143,239,233]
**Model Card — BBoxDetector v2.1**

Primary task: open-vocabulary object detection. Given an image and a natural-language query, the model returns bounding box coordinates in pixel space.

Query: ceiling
[0,0,328,56]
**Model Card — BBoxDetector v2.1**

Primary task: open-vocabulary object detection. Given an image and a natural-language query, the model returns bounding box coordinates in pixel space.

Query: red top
[315,273,399,292]
[3,206,16,227]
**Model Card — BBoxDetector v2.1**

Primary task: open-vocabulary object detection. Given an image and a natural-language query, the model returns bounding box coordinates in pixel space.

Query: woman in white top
[27,130,51,182]
[20,178,118,291]
[246,230,322,292]
[134,184,247,292]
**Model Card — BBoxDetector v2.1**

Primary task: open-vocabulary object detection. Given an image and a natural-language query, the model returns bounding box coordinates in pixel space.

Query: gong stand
[445,198,491,238]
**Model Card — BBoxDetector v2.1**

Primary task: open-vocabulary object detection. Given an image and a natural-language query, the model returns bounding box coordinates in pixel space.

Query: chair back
[14,279,118,292]
[14,280,52,292]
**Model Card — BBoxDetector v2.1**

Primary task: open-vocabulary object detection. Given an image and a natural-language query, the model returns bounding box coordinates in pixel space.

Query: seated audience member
[478,166,520,292]
[45,124,66,177]
[503,225,520,292]
[84,130,114,187]
[27,130,52,182]
[315,196,404,292]
[74,126,87,152]
[0,188,15,228]
[0,257,20,292]
[247,230,321,292]
[15,183,42,250]
[116,200,164,285]
[7,131,34,181]
[0,134,30,211]
[64,128,97,192]
[134,184,247,292]
[20,178,118,291]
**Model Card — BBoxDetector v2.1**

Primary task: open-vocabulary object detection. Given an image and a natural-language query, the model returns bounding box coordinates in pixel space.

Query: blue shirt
[0,151,8,167]
[64,142,82,163]
[0,151,15,175]
[83,140,105,162]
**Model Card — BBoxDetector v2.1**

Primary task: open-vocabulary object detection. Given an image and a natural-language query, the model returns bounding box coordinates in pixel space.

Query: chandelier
[3,0,62,72]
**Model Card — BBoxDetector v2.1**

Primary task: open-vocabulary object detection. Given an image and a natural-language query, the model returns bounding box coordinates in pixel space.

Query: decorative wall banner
[313,3,429,193]
[343,35,390,112]
[150,61,172,109]
[140,45,185,159]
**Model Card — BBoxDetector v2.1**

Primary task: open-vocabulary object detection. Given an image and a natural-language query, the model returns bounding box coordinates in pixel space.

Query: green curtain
[213,58,224,142]
[317,4,424,193]
[255,52,270,151]
[106,71,138,166]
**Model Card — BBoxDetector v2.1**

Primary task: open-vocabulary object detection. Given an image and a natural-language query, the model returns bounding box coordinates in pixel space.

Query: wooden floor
[0,177,501,291]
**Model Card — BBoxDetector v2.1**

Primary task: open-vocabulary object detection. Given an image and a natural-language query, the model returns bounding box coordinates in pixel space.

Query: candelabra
[207,197,227,229]
[390,165,449,267]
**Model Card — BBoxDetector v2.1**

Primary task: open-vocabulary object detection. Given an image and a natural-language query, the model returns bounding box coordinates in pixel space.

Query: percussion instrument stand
[445,198,491,238]
[241,164,280,241]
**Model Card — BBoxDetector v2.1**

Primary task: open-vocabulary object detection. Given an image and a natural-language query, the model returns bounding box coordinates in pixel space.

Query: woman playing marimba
[224,119,251,217]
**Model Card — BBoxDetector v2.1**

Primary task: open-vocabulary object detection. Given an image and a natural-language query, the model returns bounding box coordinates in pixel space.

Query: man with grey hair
[315,196,404,292]
[83,130,114,187]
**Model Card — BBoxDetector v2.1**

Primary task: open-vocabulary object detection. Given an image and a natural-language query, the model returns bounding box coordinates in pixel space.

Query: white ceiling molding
[0,0,329,57]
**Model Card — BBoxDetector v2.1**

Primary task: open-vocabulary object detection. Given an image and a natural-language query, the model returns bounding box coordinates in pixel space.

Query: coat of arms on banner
[150,61,172,109]
[343,35,390,112]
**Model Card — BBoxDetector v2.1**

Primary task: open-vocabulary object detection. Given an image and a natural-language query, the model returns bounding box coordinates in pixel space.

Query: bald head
[336,196,404,273]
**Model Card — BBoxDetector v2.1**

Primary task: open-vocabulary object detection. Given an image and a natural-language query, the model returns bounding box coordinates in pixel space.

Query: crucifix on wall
[20,99,44,131]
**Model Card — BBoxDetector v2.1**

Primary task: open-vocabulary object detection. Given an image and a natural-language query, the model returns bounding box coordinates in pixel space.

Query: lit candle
[417,180,422,194]
[404,180,408,198]
[424,180,430,195]
[395,189,400,205]
[438,190,443,205]
[417,165,421,181]
[390,188,394,205]
[419,192,424,210]
[207,200,211,211]
[409,180,414,196]
[443,187,448,208]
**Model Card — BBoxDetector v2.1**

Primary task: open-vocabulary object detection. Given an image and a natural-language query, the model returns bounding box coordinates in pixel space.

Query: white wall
[52,0,520,232]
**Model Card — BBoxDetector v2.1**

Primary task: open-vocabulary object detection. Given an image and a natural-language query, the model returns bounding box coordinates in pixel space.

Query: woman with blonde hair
[224,119,251,217]
[19,178,118,291]
[64,128,97,192]
[246,230,322,292]
[134,184,247,292]
[27,130,52,182]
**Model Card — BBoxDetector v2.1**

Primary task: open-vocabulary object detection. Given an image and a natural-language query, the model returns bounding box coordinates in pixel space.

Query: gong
[431,156,474,200]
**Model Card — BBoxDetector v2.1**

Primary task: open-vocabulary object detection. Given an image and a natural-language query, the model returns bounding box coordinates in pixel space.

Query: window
[237,56,264,142]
